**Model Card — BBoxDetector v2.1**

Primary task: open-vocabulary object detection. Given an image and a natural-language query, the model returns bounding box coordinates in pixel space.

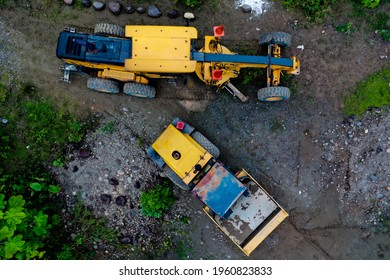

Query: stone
[100,194,112,205]
[369,175,377,182]
[119,236,133,244]
[356,121,362,126]
[136,6,146,14]
[376,146,383,153]
[167,10,180,19]
[377,193,384,200]
[64,0,74,5]
[241,4,252,13]
[134,181,141,189]
[109,177,119,186]
[108,1,122,15]
[72,166,79,172]
[148,5,162,18]
[125,5,135,14]
[82,0,91,7]
[115,196,127,206]
[131,166,140,172]
[79,148,91,158]
[92,1,105,10]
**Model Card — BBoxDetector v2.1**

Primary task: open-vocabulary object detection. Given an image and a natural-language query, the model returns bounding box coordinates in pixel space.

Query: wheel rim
[265,96,283,101]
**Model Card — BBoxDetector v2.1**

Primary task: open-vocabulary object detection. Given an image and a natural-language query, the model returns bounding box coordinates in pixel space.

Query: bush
[140,181,176,218]
[282,0,337,22]
[175,0,203,7]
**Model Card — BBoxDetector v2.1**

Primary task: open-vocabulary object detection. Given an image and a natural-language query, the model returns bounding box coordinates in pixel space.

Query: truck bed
[218,184,279,245]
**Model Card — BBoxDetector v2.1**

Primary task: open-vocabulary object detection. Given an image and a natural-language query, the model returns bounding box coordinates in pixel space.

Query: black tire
[259,32,291,47]
[191,131,220,158]
[257,86,290,101]
[163,165,190,191]
[123,83,156,98]
[87,78,120,94]
[94,23,125,37]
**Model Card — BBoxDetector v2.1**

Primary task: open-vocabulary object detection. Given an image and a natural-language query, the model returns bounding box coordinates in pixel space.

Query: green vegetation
[344,67,390,116]
[0,79,88,259]
[56,200,119,260]
[336,22,357,35]
[175,0,203,7]
[282,0,337,22]
[140,181,176,218]
[361,0,380,9]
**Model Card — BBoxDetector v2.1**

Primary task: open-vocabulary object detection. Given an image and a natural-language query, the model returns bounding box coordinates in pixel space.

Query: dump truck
[56,23,300,102]
[147,118,288,256]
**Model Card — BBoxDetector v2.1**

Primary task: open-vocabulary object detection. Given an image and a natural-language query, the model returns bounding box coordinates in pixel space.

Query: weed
[136,137,145,147]
[100,121,115,133]
[282,0,338,22]
[175,0,203,8]
[140,181,176,218]
[176,240,193,259]
[370,12,390,30]
[180,216,191,224]
[344,67,390,116]
[52,158,64,168]
[336,22,357,35]
[361,0,380,9]
[270,119,285,133]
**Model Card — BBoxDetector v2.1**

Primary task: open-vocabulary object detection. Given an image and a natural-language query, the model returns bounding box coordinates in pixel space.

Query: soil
[0,0,389,259]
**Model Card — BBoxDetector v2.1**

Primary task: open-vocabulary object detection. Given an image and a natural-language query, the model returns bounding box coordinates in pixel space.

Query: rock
[79,148,91,158]
[184,12,195,20]
[356,121,362,126]
[148,5,162,18]
[370,175,377,182]
[109,177,119,186]
[115,196,127,206]
[241,4,252,13]
[119,236,133,244]
[125,5,135,14]
[64,0,74,5]
[108,1,122,15]
[72,166,79,172]
[92,1,105,10]
[82,0,91,7]
[136,6,146,14]
[167,10,180,19]
[100,194,112,205]
[131,166,140,172]
[134,181,141,189]
[377,193,384,200]
[376,146,383,153]
[87,205,94,211]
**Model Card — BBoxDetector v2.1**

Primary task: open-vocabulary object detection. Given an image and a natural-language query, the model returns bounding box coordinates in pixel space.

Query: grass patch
[344,67,390,116]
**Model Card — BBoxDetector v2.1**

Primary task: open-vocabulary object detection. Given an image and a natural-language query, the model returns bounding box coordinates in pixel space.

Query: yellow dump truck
[147,118,288,256]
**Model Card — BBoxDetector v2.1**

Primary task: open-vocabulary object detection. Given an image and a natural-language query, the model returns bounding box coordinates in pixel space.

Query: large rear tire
[191,131,220,159]
[94,23,125,37]
[87,78,120,94]
[163,165,190,191]
[257,86,290,101]
[259,32,291,47]
[123,83,156,98]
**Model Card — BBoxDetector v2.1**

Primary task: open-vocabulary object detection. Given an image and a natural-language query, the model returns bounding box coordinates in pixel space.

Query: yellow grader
[56,23,300,101]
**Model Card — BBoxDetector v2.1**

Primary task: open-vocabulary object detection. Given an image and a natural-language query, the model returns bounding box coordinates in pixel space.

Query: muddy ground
[0,0,389,259]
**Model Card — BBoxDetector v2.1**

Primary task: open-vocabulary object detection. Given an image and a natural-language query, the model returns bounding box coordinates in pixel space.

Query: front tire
[87,78,120,94]
[259,32,291,47]
[163,165,190,191]
[257,86,290,101]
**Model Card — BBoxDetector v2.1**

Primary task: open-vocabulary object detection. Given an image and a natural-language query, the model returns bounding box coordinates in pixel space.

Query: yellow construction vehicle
[57,23,300,101]
[148,118,288,256]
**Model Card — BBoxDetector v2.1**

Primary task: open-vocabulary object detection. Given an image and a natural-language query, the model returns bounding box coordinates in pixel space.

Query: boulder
[125,5,135,14]
[115,196,127,206]
[108,1,122,15]
[92,1,105,11]
[241,4,252,13]
[167,9,180,19]
[147,5,162,18]
[100,194,112,205]
[136,6,146,14]
[82,0,91,7]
